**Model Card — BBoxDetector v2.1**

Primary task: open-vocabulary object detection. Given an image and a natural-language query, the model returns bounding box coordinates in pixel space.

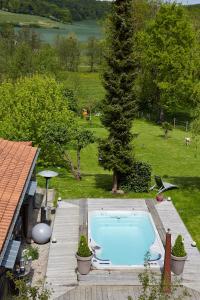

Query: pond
[16,20,103,44]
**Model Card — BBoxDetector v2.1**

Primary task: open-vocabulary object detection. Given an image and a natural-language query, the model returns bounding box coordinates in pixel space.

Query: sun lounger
[150,175,178,194]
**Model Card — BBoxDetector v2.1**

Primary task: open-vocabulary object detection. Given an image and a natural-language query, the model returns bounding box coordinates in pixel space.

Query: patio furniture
[150,176,178,194]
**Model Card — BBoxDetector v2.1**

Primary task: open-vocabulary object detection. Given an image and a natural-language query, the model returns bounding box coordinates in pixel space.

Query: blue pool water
[89,212,160,266]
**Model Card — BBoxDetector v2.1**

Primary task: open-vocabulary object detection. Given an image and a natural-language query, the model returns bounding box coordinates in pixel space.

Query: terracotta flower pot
[171,254,187,275]
[76,253,93,275]
[156,194,164,202]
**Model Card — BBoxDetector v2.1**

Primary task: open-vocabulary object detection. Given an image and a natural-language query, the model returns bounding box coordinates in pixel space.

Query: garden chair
[150,175,178,194]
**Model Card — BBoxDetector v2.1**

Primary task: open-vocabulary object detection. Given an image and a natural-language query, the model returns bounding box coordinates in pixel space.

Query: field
[60,71,105,107]
[38,116,200,249]
[0,10,63,28]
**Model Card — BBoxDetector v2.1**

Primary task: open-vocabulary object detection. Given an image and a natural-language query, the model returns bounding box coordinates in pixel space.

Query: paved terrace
[45,199,200,300]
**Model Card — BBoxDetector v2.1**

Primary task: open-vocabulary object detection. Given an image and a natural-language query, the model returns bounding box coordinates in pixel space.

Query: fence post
[173,118,176,129]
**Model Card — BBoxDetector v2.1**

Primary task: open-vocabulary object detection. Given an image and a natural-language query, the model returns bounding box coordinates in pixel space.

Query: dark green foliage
[77,235,92,257]
[55,34,80,72]
[172,235,187,257]
[162,122,173,139]
[120,161,152,193]
[63,88,78,113]
[6,271,51,299]
[1,0,110,22]
[136,3,199,120]
[23,246,39,261]
[99,0,136,191]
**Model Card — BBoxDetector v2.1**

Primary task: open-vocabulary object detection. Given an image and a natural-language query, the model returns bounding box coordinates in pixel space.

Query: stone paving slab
[155,200,200,292]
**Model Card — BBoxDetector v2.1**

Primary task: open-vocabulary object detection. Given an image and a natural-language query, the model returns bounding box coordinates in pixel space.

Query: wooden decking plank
[145,199,166,245]
[91,285,97,300]
[79,199,88,237]
[96,286,103,300]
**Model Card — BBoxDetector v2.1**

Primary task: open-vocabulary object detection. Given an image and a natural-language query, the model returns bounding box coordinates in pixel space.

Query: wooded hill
[0,0,110,23]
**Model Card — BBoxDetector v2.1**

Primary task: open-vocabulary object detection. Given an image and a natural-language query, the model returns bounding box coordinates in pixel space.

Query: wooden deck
[145,199,166,245]
[45,201,79,299]
[155,200,200,293]
[45,198,200,300]
[56,285,200,300]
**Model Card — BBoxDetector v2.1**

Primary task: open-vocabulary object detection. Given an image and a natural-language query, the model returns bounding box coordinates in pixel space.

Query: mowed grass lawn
[0,10,63,28]
[37,118,200,249]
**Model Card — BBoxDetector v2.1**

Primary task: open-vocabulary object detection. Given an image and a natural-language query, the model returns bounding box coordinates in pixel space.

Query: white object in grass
[191,241,197,247]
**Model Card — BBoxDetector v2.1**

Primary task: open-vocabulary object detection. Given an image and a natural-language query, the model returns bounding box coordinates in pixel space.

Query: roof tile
[0,139,38,254]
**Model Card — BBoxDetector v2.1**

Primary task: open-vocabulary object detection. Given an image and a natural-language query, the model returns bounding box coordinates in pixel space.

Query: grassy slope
[60,71,105,107]
[38,117,200,248]
[0,10,64,28]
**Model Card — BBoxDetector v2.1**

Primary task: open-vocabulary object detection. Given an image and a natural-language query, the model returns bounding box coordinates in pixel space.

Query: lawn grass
[60,71,105,108]
[37,118,200,249]
[0,10,64,28]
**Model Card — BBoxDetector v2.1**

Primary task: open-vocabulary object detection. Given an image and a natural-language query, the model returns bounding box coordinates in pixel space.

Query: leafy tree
[9,42,34,79]
[7,272,51,300]
[75,129,95,180]
[56,34,80,72]
[191,88,200,157]
[99,0,136,192]
[136,3,199,120]
[162,122,173,139]
[0,75,74,163]
[33,44,59,75]
[41,122,95,179]
[17,27,41,50]
[62,88,78,113]
[86,37,99,72]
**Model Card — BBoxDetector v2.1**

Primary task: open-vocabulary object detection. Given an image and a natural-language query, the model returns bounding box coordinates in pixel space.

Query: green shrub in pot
[77,235,92,257]
[172,235,187,257]
[76,235,93,275]
[171,235,187,275]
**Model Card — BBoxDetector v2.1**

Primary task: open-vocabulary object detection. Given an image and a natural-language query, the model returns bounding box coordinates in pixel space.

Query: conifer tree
[99,0,136,192]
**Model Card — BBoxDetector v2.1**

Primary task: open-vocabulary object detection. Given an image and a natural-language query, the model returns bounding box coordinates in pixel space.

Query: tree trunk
[112,170,118,193]
[76,147,81,180]
[159,108,164,123]
[64,151,77,179]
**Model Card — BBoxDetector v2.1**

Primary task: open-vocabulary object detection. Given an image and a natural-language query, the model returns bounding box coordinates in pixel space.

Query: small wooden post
[162,228,171,294]
[173,118,176,129]
[186,121,188,132]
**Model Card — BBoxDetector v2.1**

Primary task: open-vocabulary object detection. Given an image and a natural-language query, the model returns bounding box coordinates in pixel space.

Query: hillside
[0,0,110,23]
[0,10,65,28]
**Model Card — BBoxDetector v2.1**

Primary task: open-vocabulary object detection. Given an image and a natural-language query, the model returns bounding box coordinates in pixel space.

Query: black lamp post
[38,170,58,222]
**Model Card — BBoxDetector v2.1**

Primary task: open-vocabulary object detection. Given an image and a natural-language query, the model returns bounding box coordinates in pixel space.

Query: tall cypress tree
[99,0,136,192]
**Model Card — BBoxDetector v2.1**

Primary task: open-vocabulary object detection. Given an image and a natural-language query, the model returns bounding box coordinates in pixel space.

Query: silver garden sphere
[32,223,52,244]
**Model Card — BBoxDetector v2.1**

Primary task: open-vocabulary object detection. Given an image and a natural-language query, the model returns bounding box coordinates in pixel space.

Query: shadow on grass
[94,174,112,190]
[169,176,200,191]
[80,173,112,191]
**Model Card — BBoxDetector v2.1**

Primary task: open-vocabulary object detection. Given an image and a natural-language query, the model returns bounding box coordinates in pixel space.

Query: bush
[77,235,92,257]
[172,235,187,257]
[23,245,39,261]
[162,122,173,138]
[120,161,152,192]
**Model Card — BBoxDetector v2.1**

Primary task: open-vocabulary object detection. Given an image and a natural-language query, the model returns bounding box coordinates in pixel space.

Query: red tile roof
[0,139,38,253]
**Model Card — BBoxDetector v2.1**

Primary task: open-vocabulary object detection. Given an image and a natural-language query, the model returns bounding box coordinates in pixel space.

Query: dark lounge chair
[150,175,178,194]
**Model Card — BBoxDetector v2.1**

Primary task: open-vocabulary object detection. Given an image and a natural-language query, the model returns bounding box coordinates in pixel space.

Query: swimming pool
[88,211,164,269]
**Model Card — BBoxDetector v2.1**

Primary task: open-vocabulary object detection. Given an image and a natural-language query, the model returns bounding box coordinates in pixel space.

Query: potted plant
[76,235,93,275]
[171,235,187,275]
